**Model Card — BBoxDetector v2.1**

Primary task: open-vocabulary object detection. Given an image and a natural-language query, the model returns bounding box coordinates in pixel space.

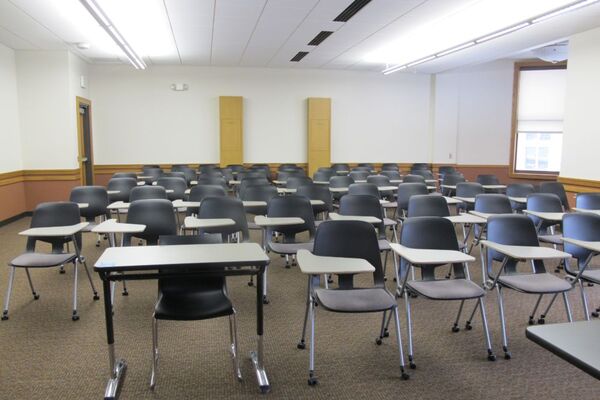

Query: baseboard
[0,211,31,228]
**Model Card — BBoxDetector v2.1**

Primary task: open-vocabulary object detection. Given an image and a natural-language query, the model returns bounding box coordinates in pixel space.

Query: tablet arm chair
[3,202,99,321]
[70,185,109,247]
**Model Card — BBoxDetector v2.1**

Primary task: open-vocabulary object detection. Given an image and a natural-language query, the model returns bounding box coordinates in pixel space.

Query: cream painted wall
[560,27,600,181]
[88,65,432,165]
[0,43,22,173]
[433,60,514,165]
[16,51,79,169]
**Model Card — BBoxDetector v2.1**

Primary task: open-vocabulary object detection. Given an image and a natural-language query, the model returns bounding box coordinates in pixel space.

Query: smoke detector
[532,42,568,63]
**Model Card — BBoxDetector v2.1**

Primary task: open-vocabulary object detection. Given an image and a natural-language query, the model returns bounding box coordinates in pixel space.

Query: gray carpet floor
[0,216,599,399]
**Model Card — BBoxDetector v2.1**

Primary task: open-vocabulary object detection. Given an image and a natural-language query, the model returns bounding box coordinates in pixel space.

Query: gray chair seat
[10,252,77,268]
[315,287,395,313]
[498,273,571,293]
[383,217,397,227]
[407,279,484,300]
[383,201,398,208]
[581,268,600,284]
[268,241,314,254]
[378,239,391,251]
[247,221,261,230]
[538,234,563,245]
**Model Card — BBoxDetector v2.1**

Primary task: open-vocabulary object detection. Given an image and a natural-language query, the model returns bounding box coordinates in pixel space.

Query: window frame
[509,60,567,179]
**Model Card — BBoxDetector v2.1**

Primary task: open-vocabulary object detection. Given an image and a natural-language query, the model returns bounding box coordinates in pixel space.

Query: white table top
[190,180,198,185]
[573,208,600,216]
[454,196,475,204]
[390,179,402,184]
[479,240,572,260]
[482,184,507,190]
[19,222,89,237]
[107,201,129,210]
[183,216,236,229]
[172,200,200,208]
[509,196,528,204]
[92,219,146,234]
[425,179,438,184]
[137,175,152,179]
[95,243,269,271]
[228,180,241,185]
[297,249,375,275]
[523,210,565,222]
[468,210,502,220]
[561,237,600,253]
[445,214,487,225]
[278,187,297,194]
[427,186,437,191]
[355,180,367,183]
[107,190,120,195]
[377,186,398,191]
[310,200,325,206]
[254,216,305,227]
[242,200,268,208]
[184,189,191,195]
[443,196,463,205]
[313,180,329,185]
[390,243,475,264]
[272,180,286,185]
[329,187,349,193]
[329,213,381,224]
[77,203,89,209]
[441,184,457,190]
[137,181,145,186]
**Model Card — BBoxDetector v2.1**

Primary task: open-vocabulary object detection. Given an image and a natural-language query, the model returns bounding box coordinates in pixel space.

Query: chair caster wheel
[401,372,410,380]
[409,362,416,369]
[285,264,291,269]
[247,281,254,287]
[592,312,599,318]
[122,291,129,296]
[465,322,472,330]
[59,269,66,274]
[93,295,100,301]
[33,294,40,300]
[587,283,594,287]
[488,354,496,361]
[262,296,269,305]
[308,372,318,386]
[528,317,535,325]
[451,325,460,333]
[95,243,100,247]
[376,338,383,345]
[72,314,80,321]
[297,341,306,350]
[537,318,545,325]
[503,351,511,360]
[383,329,389,338]
[410,293,418,298]
[1,313,8,321]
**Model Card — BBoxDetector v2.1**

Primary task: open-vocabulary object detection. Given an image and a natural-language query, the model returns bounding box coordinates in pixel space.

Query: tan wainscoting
[558,176,600,206]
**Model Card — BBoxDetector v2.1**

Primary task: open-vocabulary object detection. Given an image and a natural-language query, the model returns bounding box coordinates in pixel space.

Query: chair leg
[262,266,269,304]
[579,280,591,321]
[403,289,415,369]
[562,292,573,322]
[2,266,16,320]
[495,286,510,359]
[24,268,39,300]
[228,311,243,381]
[528,294,543,325]
[538,293,558,324]
[376,311,387,345]
[308,297,317,386]
[478,298,496,361]
[298,277,311,350]
[81,259,100,300]
[150,315,158,390]
[464,301,479,330]
[72,261,79,321]
[452,300,465,332]
[392,306,409,379]
[121,274,129,296]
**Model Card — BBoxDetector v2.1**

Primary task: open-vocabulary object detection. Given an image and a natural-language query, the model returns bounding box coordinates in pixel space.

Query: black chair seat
[407,279,484,300]
[315,287,395,313]
[10,252,76,268]
[498,273,571,294]
[268,241,314,254]
[539,234,563,245]
[154,289,233,321]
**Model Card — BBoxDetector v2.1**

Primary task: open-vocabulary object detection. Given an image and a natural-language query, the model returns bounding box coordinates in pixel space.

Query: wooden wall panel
[219,96,243,167]
[307,98,331,176]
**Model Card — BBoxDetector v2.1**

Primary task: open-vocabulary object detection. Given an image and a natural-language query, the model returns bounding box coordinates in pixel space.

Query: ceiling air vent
[308,31,334,46]
[334,0,372,22]
[290,51,309,62]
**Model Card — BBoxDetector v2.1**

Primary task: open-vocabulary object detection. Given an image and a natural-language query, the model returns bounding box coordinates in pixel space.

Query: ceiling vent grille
[334,0,372,22]
[308,31,334,46]
[290,51,309,62]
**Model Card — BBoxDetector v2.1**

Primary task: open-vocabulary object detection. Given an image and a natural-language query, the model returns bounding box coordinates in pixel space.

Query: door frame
[76,96,94,185]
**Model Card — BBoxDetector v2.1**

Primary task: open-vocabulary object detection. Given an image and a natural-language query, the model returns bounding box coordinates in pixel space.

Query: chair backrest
[313,220,385,288]
[278,163,297,170]
[287,176,312,189]
[407,194,449,217]
[349,171,369,181]
[486,214,544,275]
[187,185,227,214]
[27,202,82,252]
[296,183,333,212]
[352,166,372,172]
[69,186,108,221]
[313,170,334,182]
[402,174,425,184]
[348,183,381,198]
[155,177,187,200]
[381,163,399,171]
[357,163,374,168]
[238,170,268,181]
[562,213,600,273]
[412,170,435,180]
[198,196,250,242]
[266,195,316,240]
[143,164,160,171]
[575,193,600,210]
[366,175,391,187]
[124,199,177,245]
[442,173,465,186]
[400,216,464,280]
[175,167,197,184]
[240,184,278,215]
[339,194,385,238]
[474,194,513,214]
[163,171,186,181]
[129,186,168,202]
[539,181,569,210]
[507,183,535,198]
[277,170,304,181]
[476,174,500,185]
[396,183,429,214]
[198,164,218,174]
[250,165,271,179]
[331,163,350,172]
[239,178,271,198]
[380,170,402,180]
[143,168,164,179]
[112,172,137,179]
[438,166,456,175]
[170,164,188,172]
[526,193,563,232]
[107,177,138,202]
[227,164,245,173]
[195,175,228,190]
[411,163,429,171]
[329,175,354,188]
[456,182,484,198]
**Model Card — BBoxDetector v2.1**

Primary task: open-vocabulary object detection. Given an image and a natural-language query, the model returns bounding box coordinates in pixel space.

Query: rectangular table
[94,243,271,398]
[573,208,600,216]
[526,320,600,380]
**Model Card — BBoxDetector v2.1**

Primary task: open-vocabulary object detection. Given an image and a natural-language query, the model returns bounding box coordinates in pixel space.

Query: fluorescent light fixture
[79,0,146,69]
[475,22,531,43]
[378,0,600,75]
[436,41,475,57]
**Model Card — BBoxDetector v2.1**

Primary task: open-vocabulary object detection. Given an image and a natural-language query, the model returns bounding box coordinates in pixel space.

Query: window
[510,62,567,176]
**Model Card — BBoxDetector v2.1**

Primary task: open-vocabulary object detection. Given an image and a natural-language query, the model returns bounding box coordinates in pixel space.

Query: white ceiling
[1,0,600,73]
